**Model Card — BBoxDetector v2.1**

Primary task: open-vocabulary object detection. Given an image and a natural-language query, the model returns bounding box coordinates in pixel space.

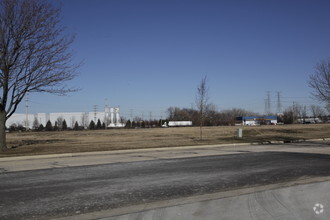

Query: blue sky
[19,0,330,119]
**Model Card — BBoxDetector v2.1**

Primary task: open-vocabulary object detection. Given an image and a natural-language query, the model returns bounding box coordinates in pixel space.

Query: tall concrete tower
[109,108,115,127]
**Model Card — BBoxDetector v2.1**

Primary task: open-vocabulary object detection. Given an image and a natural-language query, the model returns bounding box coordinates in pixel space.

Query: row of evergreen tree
[35,119,106,131]
[27,119,169,132]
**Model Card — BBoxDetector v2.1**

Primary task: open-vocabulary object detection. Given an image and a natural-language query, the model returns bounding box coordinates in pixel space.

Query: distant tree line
[280,103,330,124]
[6,103,330,132]
[167,106,259,126]
[7,116,169,132]
[167,103,330,126]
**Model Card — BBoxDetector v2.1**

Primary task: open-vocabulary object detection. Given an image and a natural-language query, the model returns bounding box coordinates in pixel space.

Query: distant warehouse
[236,116,277,126]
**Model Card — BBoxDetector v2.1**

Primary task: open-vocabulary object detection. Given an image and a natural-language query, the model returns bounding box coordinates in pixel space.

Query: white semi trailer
[168,121,192,127]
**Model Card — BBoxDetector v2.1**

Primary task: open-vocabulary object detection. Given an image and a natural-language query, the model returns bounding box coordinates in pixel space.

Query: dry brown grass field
[1,123,330,157]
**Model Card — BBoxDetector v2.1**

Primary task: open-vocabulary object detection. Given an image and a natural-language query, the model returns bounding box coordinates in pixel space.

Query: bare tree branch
[0,0,79,150]
[196,76,209,140]
[308,59,330,104]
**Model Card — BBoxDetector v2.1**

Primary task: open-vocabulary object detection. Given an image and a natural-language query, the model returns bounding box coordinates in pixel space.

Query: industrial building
[6,107,124,129]
[236,116,278,126]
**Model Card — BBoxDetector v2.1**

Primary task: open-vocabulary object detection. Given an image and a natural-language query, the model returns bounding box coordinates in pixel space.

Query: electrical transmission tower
[276,91,282,114]
[267,91,271,115]
[264,92,272,115]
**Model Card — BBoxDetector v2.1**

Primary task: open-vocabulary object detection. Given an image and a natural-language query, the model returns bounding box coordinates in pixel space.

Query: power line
[282,96,311,99]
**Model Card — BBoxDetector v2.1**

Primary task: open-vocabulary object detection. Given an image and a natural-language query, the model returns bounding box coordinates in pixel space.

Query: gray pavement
[1,141,330,172]
[1,141,330,219]
[104,180,330,220]
[1,146,330,219]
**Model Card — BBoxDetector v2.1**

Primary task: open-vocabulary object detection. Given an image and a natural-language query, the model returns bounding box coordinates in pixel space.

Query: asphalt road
[1,148,330,219]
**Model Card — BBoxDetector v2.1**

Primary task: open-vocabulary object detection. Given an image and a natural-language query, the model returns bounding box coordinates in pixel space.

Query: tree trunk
[0,110,7,151]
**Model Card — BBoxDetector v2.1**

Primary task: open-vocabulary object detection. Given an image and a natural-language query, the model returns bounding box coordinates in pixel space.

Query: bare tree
[81,113,89,129]
[0,0,78,151]
[196,76,209,140]
[326,103,330,115]
[293,104,307,123]
[70,116,76,128]
[282,107,294,124]
[56,116,64,129]
[301,105,308,123]
[310,105,325,123]
[293,102,306,122]
[309,59,330,104]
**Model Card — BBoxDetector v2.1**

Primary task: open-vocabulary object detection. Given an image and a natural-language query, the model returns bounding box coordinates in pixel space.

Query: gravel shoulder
[3,124,330,157]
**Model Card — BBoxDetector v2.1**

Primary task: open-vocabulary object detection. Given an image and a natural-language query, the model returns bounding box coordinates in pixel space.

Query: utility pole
[104,99,108,129]
[105,98,108,109]
[292,101,295,112]
[93,105,98,122]
[129,109,133,127]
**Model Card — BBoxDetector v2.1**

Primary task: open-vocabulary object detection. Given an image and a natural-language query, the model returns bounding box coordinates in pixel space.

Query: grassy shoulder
[1,123,330,157]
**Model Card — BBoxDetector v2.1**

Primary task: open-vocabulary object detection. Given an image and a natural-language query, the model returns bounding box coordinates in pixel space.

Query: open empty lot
[2,124,330,157]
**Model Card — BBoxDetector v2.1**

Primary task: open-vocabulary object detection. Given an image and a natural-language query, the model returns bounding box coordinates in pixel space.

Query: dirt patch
[9,139,66,148]
[1,124,330,157]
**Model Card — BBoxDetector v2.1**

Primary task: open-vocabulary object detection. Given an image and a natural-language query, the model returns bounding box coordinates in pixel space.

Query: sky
[17,0,330,119]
